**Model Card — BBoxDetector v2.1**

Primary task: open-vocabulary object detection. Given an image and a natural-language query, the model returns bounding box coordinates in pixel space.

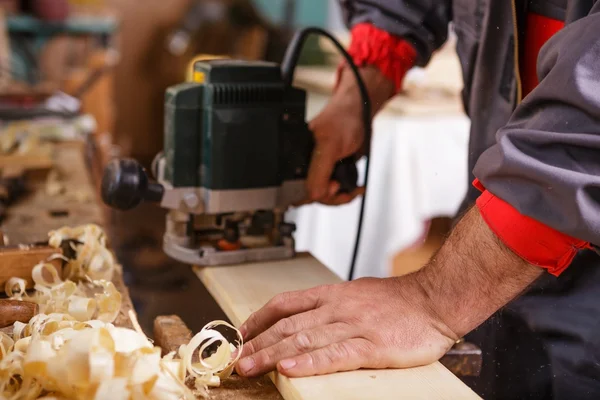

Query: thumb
[306,139,340,201]
[276,338,376,377]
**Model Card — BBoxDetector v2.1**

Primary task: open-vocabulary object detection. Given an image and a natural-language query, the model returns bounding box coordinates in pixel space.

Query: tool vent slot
[212,85,283,105]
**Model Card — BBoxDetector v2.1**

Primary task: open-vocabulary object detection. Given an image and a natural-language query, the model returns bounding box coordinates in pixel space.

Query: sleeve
[338,0,453,67]
[473,6,600,275]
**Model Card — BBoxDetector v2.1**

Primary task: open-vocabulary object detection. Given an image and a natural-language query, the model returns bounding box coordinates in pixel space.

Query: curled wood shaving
[5,277,27,299]
[48,224,117,282]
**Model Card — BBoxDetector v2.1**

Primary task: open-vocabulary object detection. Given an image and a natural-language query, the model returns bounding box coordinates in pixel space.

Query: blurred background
[0,0,469,333]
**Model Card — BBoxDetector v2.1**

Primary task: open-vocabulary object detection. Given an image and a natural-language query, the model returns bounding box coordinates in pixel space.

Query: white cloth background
[286,92,471,280]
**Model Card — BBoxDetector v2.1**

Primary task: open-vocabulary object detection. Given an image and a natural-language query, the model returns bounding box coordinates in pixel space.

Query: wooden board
[0,153,53,171]
[195,254,481,400]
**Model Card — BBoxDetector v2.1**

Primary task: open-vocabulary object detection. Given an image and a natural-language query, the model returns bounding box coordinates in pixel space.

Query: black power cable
[281,27,372,281]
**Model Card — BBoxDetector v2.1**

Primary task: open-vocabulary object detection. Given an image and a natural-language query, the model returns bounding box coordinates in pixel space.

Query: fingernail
[237,357,255,374]
[279,359,297,370]
[239,325,247,339]
[328,183,339,197]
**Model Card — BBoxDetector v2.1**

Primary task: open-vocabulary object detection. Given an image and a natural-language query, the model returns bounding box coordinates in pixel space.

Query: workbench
[0,137,480,397]
[0,140,135,329]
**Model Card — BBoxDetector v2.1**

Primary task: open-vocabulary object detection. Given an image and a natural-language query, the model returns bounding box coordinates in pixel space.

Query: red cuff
[334,23,417,93]
[473,179,591,276]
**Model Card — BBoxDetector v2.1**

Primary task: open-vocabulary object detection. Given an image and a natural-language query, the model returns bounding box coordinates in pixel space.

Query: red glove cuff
[334,23,417,93]
[474,179,591,276]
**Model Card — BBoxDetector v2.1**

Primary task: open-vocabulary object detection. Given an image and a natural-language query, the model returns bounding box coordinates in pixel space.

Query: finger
[276,338,379,377]
[241,308,332,359]
[237,322,354,377]
[240,286,324,341]
[306,140,340,201]
[319,186,365,206]
[291,198,314,207]
[328,181,340,197]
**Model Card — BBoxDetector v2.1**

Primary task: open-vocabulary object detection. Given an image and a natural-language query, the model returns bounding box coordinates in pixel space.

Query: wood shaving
[48,224,117,282]
[0,224,244,398]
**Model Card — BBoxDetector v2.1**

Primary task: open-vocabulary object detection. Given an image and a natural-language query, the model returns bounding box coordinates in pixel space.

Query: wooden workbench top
[1,141,103,245]
[0,140,134,329]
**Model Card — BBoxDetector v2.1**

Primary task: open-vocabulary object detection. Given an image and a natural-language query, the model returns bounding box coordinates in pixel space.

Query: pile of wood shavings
[0,312,243,399]
[6,263,121,323]
[0,224,244,399]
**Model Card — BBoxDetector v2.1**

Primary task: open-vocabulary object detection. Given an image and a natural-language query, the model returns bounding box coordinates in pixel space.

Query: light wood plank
[195,254,480,400]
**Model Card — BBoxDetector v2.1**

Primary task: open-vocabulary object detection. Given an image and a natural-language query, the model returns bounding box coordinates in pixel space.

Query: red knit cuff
[473,179,591,276]
[334,23,417,93]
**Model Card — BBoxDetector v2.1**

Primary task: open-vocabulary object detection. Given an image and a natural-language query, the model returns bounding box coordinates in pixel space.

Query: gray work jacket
[338,0,600,246]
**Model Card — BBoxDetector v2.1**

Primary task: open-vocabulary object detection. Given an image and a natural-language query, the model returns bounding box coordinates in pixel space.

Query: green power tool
[101,28,371,275]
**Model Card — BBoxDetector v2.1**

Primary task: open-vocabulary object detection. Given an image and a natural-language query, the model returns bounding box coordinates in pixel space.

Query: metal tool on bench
[101,28,360,268]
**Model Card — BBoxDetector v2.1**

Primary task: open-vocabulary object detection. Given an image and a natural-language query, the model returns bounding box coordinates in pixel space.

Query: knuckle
[275,317,296,337]
[243,340,255,356]
[253,349,272,369]
[268,292,289,311]
[293,332,313,352]
[321,342,350,367]
[334,341,352,360]
[354,339,382,368]
[353,339,375,357]
[243,314,257,331]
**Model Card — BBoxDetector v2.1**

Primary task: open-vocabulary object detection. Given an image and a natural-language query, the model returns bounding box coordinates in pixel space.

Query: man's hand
[236,207,543,378]
[236,277,458,377]
[306,65,394,205]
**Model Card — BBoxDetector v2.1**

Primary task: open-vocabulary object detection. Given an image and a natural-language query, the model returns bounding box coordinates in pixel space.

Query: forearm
[412,207,542,338]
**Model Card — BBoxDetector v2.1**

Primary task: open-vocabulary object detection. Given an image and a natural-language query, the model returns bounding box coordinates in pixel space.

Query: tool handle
[331,157,358,194]
[101,159,165,211]
[0,300,38,328]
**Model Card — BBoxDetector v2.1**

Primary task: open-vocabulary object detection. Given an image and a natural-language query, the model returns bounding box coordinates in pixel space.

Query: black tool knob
[279,222,296,237]
[101,158,164,211]
[331,157,358,194]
